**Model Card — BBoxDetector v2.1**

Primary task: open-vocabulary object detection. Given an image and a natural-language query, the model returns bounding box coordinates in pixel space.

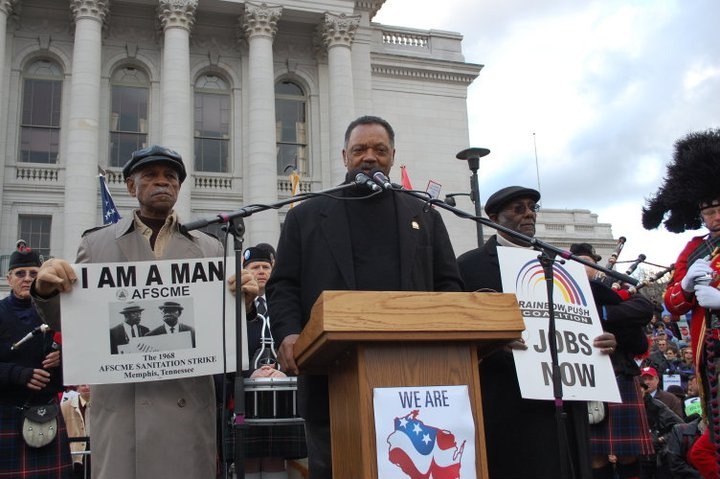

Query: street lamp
[456,147,490,247]
[443,192,471,207]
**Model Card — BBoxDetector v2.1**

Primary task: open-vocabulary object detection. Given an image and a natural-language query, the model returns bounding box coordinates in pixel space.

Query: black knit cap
[122,145,187,183]
[484,186,540,215]
[8,248,41,270]
[642,128,720,233]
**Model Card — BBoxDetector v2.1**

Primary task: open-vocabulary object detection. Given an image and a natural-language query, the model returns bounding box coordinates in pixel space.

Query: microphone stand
[181,181,363,479]
[229,217,247,479]
[538,252,572,479]
[392,186,637,479]
[395,188,639,286]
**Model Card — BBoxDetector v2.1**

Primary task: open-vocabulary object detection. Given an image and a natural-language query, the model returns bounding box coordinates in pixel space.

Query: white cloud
[374,0,720,266]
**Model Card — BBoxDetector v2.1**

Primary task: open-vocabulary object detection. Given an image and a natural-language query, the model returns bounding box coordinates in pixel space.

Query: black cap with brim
[484,186,541,215]
[570,243,602,262]
[122,145,187,183]
[159,301,184,310]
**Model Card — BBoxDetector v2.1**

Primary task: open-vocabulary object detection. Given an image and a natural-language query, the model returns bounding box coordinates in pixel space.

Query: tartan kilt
[0,403,74,479]
[243,423,308,459]
[589,375,655,457]
[221,420,307,461]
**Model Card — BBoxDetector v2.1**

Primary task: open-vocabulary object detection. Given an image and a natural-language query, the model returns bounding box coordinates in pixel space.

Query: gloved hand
[681,259,713,292]
[694,284,720,309]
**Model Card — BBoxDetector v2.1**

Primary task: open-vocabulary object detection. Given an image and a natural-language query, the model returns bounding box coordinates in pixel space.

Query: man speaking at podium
[267,115,463,478]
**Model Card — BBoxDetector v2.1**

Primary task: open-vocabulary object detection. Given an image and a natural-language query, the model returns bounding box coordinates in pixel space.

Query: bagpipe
[598,237,675,299]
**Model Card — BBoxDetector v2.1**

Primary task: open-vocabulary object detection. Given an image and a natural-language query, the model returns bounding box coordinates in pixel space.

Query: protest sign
[374,385,475,478]
[60,257,245,384]
[498,247,621,402]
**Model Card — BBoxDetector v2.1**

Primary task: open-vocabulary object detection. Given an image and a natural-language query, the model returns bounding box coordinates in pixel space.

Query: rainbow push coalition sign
[498,248,620,403]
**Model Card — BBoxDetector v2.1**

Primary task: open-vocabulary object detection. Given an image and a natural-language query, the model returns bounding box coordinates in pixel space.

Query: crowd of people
[1,120,720,479]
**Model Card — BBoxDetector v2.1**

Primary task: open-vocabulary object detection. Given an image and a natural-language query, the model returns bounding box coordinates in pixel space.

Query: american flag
[386,410,465,479]
[99,173,121,224]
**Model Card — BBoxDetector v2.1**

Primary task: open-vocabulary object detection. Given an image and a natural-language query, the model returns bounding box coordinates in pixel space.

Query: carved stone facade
[318,12,360,48]
[70,0,109,22]
[0,0,626,297]
[0,0,16,16]
[239,2,281,39]
[158,0,197,31]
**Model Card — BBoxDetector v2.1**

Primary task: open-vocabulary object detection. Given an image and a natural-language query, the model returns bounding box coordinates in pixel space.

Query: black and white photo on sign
[108,298,196,355]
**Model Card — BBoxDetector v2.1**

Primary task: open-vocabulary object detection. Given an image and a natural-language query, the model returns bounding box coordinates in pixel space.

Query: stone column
[0,1,15,94]
[0,0,16,246]
[63,0,109,258]
[318,12,359,183]
[239,2,282,245]
[158,0,196,221]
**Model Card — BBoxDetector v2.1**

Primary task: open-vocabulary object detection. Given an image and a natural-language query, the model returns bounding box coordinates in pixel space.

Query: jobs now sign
[498,247,621,403]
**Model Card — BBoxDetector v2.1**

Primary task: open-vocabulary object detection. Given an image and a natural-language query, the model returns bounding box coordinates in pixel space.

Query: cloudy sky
[374,0,720,269]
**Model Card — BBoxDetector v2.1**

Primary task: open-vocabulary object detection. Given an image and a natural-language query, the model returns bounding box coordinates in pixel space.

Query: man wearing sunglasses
[457,186,616,479]
[0,244,73,477]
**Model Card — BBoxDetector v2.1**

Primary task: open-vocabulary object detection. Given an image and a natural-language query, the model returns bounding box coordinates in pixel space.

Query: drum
[243,377,304,425]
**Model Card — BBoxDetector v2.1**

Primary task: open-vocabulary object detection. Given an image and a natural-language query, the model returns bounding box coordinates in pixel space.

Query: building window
[20,60,63,163]
[194,74,230,173]
[18,215,52,259]
[275,80,308,175]
[109,67,149,167]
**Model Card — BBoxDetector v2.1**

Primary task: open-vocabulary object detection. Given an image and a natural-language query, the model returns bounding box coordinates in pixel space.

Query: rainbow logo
[515,259,588,306]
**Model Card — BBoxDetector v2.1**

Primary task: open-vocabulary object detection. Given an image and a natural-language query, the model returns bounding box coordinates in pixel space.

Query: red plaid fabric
[0,403,74,478]
[590,375,655,456]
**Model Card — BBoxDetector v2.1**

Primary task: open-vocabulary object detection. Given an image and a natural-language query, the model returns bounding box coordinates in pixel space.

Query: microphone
[348,169,381,192]
[11,324,49,351]
[625,254,646,275]
[371,169,394,190]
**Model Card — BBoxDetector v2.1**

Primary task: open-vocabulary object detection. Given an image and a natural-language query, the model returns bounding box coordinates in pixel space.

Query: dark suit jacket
[267,190,463,422]
[109,323,150,354]
[147,323,195,348]
[457,235,592,479]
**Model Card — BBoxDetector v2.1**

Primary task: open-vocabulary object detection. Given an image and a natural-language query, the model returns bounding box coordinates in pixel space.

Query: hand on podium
[278,334,300,375]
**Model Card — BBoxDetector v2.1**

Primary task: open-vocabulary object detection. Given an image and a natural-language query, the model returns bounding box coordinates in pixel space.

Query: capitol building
[0,0,617,290]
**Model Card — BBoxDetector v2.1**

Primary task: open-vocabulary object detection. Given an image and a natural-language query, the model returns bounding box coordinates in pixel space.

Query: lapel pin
[411,221,420,230]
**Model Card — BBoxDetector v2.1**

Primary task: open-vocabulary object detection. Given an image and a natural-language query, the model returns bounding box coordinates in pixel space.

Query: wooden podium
[294,290,525,479]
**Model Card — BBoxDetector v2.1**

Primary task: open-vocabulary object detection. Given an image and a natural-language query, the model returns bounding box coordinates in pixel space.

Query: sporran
[22,403,59,448]
[587,400,607,425]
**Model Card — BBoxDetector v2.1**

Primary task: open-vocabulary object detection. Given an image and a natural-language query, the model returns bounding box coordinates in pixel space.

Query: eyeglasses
[12,270,38,279]
[504,202,540,215]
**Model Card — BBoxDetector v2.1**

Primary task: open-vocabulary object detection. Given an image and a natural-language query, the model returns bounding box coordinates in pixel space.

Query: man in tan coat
[32,146,258,479]
[61,384,91,478]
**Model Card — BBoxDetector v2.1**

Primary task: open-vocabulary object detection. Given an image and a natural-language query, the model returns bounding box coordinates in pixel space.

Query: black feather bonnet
[642,128,720,233]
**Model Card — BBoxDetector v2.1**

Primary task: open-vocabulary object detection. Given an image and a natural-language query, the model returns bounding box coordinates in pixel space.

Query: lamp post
[456,147,490,247]
[443,193,471,207]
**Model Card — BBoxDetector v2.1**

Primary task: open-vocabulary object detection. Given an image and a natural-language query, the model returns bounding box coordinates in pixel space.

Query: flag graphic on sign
[98,173,121,224]
[386,409,465,479]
